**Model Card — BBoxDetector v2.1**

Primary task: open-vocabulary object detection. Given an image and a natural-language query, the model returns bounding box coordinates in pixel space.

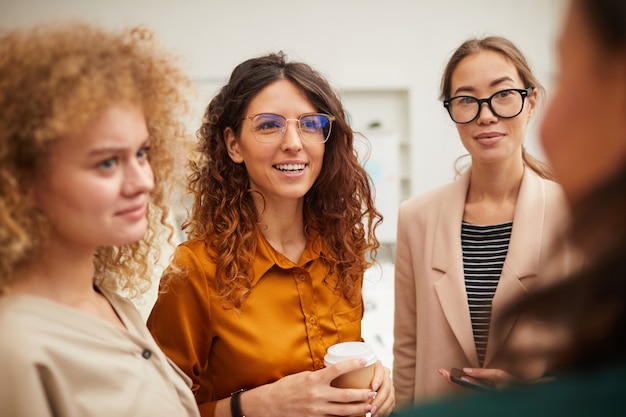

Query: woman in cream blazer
[393,166,574,405]
[393,36,578,408]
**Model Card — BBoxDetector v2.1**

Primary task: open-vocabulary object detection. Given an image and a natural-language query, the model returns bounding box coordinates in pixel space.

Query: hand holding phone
[450,368,497,392]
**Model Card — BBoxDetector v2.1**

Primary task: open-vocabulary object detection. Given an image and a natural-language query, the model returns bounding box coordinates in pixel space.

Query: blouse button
[142,349,152,359]
[309,316,317,324]
[299,274,306,281]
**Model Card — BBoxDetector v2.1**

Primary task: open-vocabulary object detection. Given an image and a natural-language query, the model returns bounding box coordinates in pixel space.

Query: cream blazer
[393,167,578,407]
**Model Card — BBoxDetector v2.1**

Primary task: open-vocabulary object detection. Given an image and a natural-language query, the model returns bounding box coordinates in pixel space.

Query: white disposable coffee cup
[324,341,378,389]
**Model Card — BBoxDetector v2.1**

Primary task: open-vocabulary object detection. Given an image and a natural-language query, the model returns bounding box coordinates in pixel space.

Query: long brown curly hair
[183,52,382,308]
[0,21,191,296]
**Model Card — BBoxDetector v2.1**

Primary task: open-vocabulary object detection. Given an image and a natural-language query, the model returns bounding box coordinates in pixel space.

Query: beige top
[0,286,200,417]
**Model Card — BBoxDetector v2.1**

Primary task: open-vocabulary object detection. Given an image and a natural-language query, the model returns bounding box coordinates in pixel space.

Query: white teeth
[275,163,305,172]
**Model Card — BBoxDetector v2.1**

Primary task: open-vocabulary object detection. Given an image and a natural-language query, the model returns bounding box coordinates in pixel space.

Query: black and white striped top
[461,221,513,367]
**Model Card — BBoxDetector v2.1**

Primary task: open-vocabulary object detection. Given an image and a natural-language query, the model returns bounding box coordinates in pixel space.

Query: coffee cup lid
[324,342,377,367]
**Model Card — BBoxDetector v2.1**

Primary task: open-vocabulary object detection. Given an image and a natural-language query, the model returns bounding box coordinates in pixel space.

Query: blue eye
[253,114,284,133]
[300,117,322,131]
[252,113,285,135]
[257,121,281,130]
[137,146,151,159]
[98,158,117,169]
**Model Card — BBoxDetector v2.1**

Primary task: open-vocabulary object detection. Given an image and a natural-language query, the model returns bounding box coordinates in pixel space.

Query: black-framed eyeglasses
[443,87,533,124]
[243,113,335,143]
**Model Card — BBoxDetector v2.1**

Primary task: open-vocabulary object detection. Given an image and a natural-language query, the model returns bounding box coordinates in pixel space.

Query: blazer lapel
[485,167,546,364]
[432,170,480,366]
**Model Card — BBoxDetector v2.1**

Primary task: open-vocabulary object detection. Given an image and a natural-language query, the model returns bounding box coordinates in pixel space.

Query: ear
[526,87,538,122]
[225,127,244,164]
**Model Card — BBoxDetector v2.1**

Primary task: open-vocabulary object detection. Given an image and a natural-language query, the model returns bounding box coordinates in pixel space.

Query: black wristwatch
[230,388,246,417]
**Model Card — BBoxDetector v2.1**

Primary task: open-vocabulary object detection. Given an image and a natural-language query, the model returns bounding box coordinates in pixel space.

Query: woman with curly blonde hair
[0,21,199,417]
[147,52,395,417]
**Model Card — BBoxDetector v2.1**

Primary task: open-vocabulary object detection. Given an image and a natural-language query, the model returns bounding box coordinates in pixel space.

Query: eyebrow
[87,138,151,157]
[88,146,125,156]
[452,76,517,96]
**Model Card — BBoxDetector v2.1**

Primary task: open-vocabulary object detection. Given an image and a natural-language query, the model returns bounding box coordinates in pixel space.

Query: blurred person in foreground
[397,0,626,415]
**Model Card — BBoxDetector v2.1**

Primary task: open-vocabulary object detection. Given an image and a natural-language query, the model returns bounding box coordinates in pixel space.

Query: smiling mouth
[116,204,147,219]
[476,133,503,140]
[274,163,306,172]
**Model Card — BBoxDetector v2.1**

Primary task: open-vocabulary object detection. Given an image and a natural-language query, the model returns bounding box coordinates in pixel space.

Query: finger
[325,395,375,417]
[369,373,392,410]
[462,367,485,378]
[463,367,506,383]
[328,385,376,405]
[437,368,452,382]
[373,394,396,417]
[370,361,385,391]
[323,358,369,383]
[371,386,396,417]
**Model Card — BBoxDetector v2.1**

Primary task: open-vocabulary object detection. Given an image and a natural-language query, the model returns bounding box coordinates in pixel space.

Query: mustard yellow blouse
[147,234,364,417]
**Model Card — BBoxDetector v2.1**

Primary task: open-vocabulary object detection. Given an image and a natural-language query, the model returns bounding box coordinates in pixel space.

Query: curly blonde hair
[182,52,382,308]
[0,21,191,296]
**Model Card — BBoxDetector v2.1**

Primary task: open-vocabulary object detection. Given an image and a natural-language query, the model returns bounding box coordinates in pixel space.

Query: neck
[463,158,525,225]
[7,238,126,329]
[254,196,307,262]
[7,239,97,303]
[467,159,525,203]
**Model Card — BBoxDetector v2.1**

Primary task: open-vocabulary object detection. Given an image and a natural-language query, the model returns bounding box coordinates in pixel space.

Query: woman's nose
[123,159,154,195]
[280,119,303,150]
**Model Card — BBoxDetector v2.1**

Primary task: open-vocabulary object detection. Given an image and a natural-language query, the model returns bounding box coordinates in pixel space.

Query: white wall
[1,0,567,197]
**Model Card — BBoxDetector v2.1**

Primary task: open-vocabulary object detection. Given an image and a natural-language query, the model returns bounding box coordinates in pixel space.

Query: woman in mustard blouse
[147,52,395,417]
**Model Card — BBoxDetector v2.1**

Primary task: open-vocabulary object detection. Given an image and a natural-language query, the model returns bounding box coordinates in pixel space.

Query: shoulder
[524,169,567,201]
[541,178,568,208]
[172,237,217,270]
[518,169,570,218]
[399,177,465,217]
[158,237,219,293]
[98,287,144,322]
[178,236,213,255]
[0,297,47,362]
[0,299,53,416]
[534,173,570,213]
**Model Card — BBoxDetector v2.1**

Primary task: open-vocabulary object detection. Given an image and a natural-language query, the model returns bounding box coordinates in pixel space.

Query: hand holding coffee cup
[324,341,378,389]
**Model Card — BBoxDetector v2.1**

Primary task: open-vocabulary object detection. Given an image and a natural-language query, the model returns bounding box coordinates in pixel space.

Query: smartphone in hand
[450,368,497,392]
